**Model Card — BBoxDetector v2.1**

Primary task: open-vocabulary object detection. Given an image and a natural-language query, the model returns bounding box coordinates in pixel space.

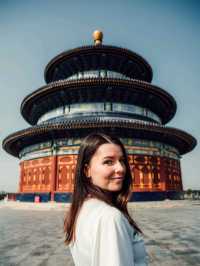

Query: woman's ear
[84,164,91,178]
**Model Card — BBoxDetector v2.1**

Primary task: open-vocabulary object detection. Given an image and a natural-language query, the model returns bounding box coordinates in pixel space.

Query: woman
[64,132,148,266]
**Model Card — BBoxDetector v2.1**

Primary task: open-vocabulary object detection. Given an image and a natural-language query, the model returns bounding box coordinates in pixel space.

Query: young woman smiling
[64,132,148,266]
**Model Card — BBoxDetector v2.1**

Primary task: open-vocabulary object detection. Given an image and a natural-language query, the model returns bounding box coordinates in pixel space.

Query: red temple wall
[19,154,182,193]
[19,157,54,193]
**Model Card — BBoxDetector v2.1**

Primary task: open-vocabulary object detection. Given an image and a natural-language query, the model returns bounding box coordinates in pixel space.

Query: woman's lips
[111,177,124,180]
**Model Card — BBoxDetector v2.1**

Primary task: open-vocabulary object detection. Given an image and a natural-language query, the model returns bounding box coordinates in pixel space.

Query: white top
[69,198,148,266]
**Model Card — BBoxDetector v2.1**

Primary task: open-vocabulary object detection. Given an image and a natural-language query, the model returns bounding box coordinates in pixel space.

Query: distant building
[2,31,196,202]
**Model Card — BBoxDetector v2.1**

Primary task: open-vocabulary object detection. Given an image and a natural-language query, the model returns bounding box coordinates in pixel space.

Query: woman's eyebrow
[103,156,125,159]
[103,156,114,159]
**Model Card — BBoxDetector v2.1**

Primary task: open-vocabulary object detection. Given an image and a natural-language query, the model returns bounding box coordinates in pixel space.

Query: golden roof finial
[93,30,103,45]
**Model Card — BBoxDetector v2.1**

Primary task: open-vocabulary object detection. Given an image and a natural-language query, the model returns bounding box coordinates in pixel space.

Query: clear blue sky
[0,0,199,191]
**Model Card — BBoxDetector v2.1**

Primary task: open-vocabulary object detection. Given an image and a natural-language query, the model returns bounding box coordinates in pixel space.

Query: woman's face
[85,143,126,191]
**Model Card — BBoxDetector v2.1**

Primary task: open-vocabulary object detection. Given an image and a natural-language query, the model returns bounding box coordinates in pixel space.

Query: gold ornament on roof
[93,30,103,45]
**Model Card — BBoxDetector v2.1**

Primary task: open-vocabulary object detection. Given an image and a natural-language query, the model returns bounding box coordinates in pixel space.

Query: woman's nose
[115,161,125,174]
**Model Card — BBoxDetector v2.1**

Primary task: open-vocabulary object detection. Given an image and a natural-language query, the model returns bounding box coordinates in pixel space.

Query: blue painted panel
[130,192,166,202]
[39,193,50,202]
[15,191,183,202]
[16,193,50,202]
[54,193,72,202]
[166,191,184,200]
[129,191,183,202]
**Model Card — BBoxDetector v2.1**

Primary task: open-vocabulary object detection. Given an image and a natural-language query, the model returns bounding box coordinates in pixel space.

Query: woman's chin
[107,183,123,192]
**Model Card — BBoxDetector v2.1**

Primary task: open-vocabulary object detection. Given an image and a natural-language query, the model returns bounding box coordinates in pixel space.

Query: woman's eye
[103,160,113,165]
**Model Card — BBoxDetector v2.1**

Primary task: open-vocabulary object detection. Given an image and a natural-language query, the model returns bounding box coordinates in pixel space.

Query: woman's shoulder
[83,198,120,214]
[83,198,126,224]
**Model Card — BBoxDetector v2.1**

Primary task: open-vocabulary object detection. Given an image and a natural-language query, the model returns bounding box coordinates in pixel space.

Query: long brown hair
[64,132,142,245]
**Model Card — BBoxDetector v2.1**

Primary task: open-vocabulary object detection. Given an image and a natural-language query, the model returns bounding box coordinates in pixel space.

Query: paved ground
[0,200,200,266]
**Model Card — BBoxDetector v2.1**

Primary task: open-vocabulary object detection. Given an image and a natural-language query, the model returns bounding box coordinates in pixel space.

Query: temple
[3,31,197,202]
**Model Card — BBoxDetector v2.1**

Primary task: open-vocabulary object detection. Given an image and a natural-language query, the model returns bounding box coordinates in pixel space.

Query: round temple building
[3,31,197,202]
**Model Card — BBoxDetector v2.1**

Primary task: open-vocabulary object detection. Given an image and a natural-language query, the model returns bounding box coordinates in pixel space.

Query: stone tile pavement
[0,200,199,265]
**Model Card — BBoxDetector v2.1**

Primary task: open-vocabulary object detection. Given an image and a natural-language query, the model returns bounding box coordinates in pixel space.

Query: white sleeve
[91,208,135,266]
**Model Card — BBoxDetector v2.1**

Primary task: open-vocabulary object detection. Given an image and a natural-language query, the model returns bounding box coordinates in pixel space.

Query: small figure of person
[64,132,148,266]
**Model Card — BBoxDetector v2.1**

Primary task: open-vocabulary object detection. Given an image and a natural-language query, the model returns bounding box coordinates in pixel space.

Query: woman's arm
[91,208,135,266]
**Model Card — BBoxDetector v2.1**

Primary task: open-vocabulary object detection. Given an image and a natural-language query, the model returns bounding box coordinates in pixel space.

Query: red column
[159,157,167,191]
[50,156,57,201]
[179,161,183,190]
[19,162,24,192]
